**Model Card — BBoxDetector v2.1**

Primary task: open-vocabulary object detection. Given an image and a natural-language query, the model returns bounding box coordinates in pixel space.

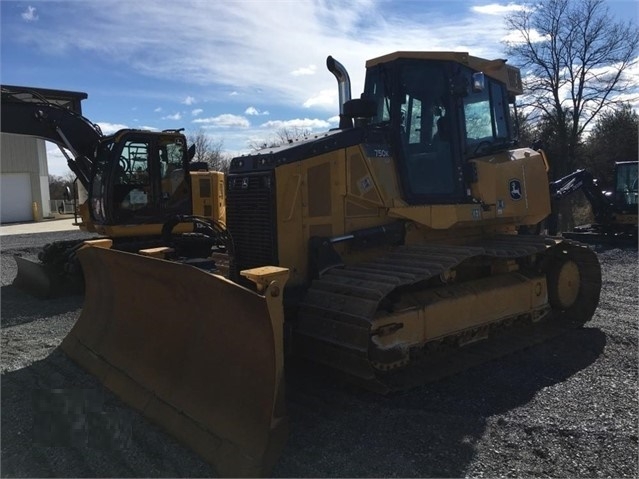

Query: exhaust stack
[326,56,353,129]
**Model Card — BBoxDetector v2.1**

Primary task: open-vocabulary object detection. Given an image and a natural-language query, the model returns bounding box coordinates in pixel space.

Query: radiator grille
[226,172,278,273]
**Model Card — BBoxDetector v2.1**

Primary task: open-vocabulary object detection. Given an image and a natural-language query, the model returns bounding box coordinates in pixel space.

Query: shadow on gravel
[276,326,607,477]
[0,325,606,478]
[1,349,216,478]
[0,285,83,327]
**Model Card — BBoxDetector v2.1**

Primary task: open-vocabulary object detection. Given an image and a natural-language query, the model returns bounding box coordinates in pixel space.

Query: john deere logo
[509,179,522,200]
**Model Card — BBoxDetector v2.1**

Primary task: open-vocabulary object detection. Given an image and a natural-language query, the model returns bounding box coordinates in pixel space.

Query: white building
[1,85,87,223]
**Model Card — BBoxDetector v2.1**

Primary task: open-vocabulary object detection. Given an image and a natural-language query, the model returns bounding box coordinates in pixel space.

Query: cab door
[110,135,154,223]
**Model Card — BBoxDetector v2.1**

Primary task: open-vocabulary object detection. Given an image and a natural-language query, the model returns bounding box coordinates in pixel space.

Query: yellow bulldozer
[59,51,601,476]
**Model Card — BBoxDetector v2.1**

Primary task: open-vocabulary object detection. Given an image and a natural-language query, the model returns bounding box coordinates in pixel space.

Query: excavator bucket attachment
[13,255,59,298]
[13,255,83,298]
[61,246,289,477]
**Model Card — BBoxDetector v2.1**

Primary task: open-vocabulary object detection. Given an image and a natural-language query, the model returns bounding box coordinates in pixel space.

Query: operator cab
[89,130,194,224]
[614,161,638,210]
[362,52,520,205]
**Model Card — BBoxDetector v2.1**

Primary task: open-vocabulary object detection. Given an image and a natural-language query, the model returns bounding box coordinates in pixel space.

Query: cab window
[160,139,186,198]
[115,140,151,215]
[397,61,457,198]
[462,74,510,156]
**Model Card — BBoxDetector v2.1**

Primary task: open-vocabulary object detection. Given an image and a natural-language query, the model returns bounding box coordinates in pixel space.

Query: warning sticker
[358,175,374,195]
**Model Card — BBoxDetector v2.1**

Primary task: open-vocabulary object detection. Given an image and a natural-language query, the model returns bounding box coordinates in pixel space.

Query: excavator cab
[0,86,213,235]
[614,161,638,210]
[89,129,195,225]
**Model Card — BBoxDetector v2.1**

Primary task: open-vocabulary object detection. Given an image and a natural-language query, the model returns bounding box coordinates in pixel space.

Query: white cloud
[502,28,549,45]
[193,114,250,128]
[21,6,38,22]
[18,2,529,119]
[12,1,517,111]
[291,64,317,76]
[260,118,331,130]
[162,112,182,120]
[13,0,612,156]
[97,122,129,135]
[472,3,528,15]
[303,89,337,109]
[245,106,269,116]
[182,96,196,105]
[154,107,162,112]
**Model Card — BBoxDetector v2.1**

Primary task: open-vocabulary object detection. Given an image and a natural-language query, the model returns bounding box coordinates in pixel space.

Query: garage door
[1,173,32,223]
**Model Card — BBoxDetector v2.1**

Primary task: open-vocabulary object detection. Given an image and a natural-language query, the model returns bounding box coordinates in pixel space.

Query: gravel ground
[1,231,637,478]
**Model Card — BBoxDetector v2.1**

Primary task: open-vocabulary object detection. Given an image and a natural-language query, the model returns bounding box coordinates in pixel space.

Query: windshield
[462,74,510,156]
[615,162,638,208]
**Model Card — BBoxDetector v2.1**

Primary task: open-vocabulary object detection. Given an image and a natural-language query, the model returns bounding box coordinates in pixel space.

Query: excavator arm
[1,86,103,189]
[549,169,614,225]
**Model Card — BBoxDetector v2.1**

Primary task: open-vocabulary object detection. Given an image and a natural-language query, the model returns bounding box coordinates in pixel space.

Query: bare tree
[249,127,313,151]
[273,127,312,145]
[514,109,537,149]
[187,129,230,172]
[504,0,639,178]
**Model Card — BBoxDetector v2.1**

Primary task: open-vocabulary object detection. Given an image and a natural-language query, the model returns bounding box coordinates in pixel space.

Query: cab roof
[365,51,523,95]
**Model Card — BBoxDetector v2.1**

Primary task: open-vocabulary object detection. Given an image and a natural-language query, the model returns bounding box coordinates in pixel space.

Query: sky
[1,0,638,176]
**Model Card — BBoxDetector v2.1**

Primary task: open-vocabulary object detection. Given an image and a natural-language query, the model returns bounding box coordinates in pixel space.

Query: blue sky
[2,0,637,176]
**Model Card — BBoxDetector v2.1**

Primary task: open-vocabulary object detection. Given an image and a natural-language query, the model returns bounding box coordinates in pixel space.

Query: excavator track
[294,235,601,393]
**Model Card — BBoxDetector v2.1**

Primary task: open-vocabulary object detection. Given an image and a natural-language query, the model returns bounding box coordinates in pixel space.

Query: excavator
[34,52,604,476]
[549,161,638,245]
[1,86,226,297]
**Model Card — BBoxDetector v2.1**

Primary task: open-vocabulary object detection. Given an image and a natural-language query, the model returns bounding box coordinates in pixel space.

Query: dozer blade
[61,246,289,477]
[13,255,82,298]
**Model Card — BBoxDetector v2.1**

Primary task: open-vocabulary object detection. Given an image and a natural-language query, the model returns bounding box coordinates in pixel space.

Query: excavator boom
[1,85,102,188]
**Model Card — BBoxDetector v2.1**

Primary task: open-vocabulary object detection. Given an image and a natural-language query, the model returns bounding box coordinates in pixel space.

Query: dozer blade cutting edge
[61,246,289,477]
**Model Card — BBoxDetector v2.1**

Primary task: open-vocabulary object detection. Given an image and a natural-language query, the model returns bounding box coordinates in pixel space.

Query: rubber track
[295,235,600,392]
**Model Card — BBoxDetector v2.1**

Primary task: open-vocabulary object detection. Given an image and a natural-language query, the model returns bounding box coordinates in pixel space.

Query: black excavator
[1,85,227,297]
[549,161,638,246]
